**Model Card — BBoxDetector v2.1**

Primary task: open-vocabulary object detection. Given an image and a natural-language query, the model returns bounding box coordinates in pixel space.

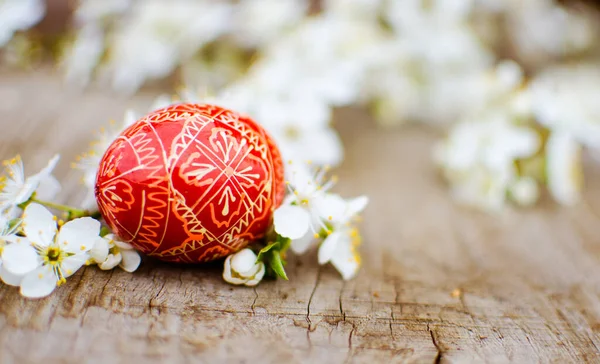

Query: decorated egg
[95,103,285,263]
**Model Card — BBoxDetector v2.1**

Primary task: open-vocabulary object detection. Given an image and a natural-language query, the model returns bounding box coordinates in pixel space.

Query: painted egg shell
[95,103,285,263]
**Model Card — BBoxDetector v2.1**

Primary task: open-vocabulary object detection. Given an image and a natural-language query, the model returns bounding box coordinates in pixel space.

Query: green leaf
[255,233,291,280]
[100,226,112,237]
[268,250,288,281]
[256,241,280,263]
[276,234,291,252]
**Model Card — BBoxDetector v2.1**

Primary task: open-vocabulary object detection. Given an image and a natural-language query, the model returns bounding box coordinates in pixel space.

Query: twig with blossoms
[0,155,141,299]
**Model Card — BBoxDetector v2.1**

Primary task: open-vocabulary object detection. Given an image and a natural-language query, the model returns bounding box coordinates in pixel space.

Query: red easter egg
[95,103,285,263]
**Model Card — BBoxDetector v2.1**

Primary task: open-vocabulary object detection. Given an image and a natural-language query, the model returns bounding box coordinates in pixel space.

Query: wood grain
[1,70,600,363]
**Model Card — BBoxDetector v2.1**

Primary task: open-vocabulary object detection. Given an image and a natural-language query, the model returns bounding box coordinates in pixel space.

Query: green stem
[29,197,89,219]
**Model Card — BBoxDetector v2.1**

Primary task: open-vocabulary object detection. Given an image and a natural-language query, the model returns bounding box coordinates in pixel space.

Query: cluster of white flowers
[436,61,600,211]
[501,0,599,67]
[273,164,368,280]
[0,0,45,47]
[60,0,309,94]
[0,156,140,298]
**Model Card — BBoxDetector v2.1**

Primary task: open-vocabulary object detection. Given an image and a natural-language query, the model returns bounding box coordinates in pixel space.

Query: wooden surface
[2,70,600,363]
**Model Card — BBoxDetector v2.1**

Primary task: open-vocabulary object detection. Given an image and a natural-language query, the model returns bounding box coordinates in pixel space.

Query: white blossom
[1,203,100,298]
[73,0,132,24]
[90,233,141,272]
[273,164,336,253]
[100,0,232,93]
[223,248,265,287]
[529,64,600,150]
[435,116,540,211]
[546,133,583,206]
[61,24,105,88]
[509,177,540,207]
[506,0,598,65]
[322,0,384,21]
[0,215,22,285]
[317,194,368,280]
[231,0,308,48]
[0,155,61,214]
[251,94,343,166]
[0,0,45,47]
[385,0,474,32]
[365,1,494,125]
[253,14,385,107]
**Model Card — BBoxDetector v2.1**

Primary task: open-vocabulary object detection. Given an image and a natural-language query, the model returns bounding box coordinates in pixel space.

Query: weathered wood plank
[1,70,600,363]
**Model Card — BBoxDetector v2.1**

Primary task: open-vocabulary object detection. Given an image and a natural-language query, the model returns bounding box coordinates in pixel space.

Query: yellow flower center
[108,241,121,256]
[43,246,64,265]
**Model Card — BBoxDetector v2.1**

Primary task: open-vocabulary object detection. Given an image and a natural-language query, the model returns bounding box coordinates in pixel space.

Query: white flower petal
[23,203,56,246]
[510,177,540,207]
[222,256,248,285]
[290,232,315,255]
[37,154,60,178]
[330,244,361,280]
[230,249,258,275]
[35,175,62,202]
[113,238,134,250]
[20,155,61,204]
[2,243,40,275]
[99,253,122,270]
[2,234,28,245]
[90,238,109,263]
[14,182,38,205]
[61,254,88,277]
[244,262,265,287]
[546,133,583,205]
[3,206,21,220]
[273,205,310,240]
[313,194,346,222]
[347,196,369,216]
[119,249,141,272]
[20,265,58,298]
[0,265,24,286]
[57,217,101,253]
[0,215,8,232]
[318,232,343,264]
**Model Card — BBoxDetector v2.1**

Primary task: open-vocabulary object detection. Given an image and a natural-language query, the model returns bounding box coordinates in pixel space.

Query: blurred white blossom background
[2,0,600,212]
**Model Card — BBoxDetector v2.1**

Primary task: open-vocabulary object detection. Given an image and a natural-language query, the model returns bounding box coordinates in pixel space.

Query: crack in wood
[344,324,357,363]
[428,323,442,364]
[306,268,322,341]
[339,281,346,321]
[251,287,258,315]
[97,269,115,304]
[389,311,395,341]
[148,280,167,314]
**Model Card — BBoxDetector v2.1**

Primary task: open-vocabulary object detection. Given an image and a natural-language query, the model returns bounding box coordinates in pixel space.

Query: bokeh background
[2,0,600,214]
[2,1,600,361]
